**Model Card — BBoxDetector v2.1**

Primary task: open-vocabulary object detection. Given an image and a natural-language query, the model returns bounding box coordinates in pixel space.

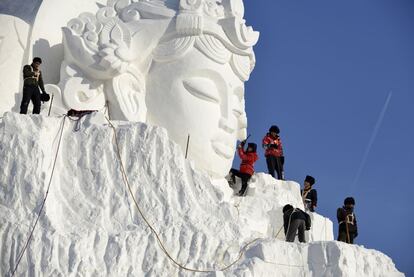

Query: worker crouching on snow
[337,197,358,244]
[301,175,317,212]
[283,204,311,243]
[228,141,258,196]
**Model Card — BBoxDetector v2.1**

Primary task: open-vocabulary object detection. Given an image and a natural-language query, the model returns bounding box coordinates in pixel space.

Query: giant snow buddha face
[146,36,249,177]
[58,0,258,178]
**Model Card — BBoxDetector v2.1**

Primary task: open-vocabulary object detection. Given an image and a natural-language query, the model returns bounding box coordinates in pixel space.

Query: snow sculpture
[0,15,30,113]
[59,0,259,178]
[0,113,403,276]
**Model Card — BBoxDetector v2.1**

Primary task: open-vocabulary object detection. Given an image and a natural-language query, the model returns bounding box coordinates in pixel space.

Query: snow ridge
[0,112,404,276]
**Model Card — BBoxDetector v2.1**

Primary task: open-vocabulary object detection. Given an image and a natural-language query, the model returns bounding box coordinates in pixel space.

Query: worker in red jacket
[229,142,258,196]
[262,125,284,180]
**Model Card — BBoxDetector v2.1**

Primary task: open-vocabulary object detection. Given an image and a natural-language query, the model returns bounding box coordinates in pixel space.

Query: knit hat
[269,125,280,134]
[247,143,257,152]
[304,175,315,185]
[32,57,42,64]
[344,197,355,205]
[282,204,294,214]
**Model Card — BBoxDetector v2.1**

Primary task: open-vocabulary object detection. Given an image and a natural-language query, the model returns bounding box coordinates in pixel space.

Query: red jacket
[262,133,284,157]
[238,147,258,175]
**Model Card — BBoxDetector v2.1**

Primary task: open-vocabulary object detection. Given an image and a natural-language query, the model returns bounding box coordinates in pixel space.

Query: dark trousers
[338,231,355,244]
[229,168,251,194]
[266,156,284,180]
[286,219,306,243]
[20,86,41,114]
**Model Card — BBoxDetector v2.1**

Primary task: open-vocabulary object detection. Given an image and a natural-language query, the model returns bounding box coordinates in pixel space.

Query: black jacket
[23,64,46,93]
[337,207,358,235]
[301,188,317,207]
[283,208,311,234]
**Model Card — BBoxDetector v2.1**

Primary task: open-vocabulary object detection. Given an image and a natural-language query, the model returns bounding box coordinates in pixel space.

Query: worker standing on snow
[283,204,311,243]
[20,57,50,114]
[228,141,258,196]
[337,197,358,244]
[262,125,284,180]
[301,175,317,212]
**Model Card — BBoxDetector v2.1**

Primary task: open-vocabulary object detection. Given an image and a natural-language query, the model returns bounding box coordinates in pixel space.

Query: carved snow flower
[99,45,129,74]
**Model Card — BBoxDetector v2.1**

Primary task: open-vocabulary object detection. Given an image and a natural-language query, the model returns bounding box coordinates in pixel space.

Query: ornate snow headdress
[60,0,258,120]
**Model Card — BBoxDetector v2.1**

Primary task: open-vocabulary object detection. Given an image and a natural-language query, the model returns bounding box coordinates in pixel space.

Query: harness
[302,189,313,210]
[339,213,355,225]
[24,65,40,82]
[23,77,38,81]
[302,189,310,202]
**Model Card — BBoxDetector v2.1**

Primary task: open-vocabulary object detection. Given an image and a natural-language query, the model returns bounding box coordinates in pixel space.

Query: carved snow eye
[182,77,220,104]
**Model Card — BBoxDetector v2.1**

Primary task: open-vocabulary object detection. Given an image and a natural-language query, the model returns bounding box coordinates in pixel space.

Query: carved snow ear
[105,65,147,122]
[60,63,106,111]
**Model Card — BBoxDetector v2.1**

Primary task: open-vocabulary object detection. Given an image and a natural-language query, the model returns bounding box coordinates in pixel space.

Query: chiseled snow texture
[226,173,334,243]
[0,112,403,277]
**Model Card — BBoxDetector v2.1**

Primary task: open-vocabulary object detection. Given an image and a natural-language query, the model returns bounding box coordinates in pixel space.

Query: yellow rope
[5,113,315,275]
[274,225,284,239]
[106,117,263,273]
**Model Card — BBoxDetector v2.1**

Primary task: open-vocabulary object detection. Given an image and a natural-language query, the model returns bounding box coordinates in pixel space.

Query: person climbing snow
[262,125,284,180]
[20,57,50,114]
[228,141,258,196]
[337,197,358,244]
[301,175,317,212]
[282,204,311,243]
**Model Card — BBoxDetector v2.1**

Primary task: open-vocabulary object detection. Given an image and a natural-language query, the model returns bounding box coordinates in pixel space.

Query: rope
[105,117,262,273]
[105,101,111,120]
[9,116,67,277]
[284,208,296,241]
[274,225,284,239]
[345,216,351,243]
[233,195,243,218]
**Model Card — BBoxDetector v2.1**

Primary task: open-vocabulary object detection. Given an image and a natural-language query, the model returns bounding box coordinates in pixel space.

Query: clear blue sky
[235,0,414,275]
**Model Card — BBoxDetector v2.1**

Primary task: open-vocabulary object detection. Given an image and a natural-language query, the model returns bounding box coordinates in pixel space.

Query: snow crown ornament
[59,0,259,178]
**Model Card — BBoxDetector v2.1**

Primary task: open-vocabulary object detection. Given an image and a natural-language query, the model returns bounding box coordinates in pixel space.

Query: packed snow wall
[0,113,403,276]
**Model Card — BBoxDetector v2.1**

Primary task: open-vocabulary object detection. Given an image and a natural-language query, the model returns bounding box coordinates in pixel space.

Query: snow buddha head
[59,0,259,178]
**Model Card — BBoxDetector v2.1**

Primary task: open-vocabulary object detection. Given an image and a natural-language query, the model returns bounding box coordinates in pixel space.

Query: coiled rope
[9,116,67,277]
[105,117,262,273]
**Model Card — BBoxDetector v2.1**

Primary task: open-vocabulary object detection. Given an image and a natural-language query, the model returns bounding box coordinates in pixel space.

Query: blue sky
[235,0,414,275]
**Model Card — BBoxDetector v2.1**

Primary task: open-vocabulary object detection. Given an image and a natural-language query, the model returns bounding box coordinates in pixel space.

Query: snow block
[0,113,404,276]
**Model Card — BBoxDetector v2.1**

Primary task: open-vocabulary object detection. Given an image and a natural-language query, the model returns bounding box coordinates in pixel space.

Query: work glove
[240,140,246,147]
[40,92,50,102]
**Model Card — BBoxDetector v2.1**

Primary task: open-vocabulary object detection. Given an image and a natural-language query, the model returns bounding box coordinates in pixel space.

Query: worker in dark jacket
[283,204,311,243]
[229,142,258,196]
[262,125,284,180]
[20,57,49,114]
[337,197,358,244]
[301,175,317,212]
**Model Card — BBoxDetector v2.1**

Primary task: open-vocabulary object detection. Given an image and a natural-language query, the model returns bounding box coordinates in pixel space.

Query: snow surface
[0,112,404,276]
